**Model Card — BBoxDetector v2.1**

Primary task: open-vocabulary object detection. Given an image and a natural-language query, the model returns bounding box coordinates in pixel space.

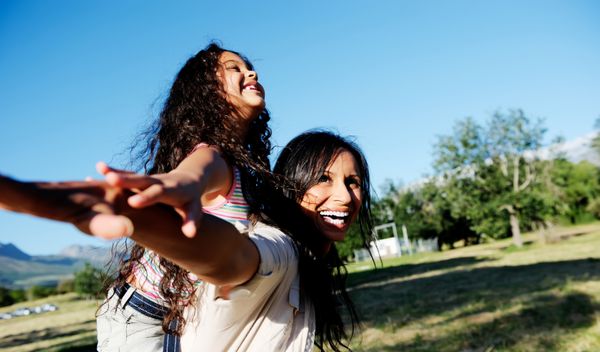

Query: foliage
[335,222,368,261]
[339,111,600,256]
[432,109,552,247]
[56,279,75,294]
[27,285,57,300]
[10,288,26,303]
[551,159,600,223]
[0,287,14,307]
[73,263,105,298]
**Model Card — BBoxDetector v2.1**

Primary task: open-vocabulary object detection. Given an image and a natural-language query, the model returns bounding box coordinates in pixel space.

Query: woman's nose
[332,183,352,204]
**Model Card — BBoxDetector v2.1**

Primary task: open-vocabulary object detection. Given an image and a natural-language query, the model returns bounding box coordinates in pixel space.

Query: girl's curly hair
[107,42,274,336]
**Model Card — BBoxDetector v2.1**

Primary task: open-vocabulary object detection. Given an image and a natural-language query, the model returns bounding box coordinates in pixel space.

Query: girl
[94,42,278,351]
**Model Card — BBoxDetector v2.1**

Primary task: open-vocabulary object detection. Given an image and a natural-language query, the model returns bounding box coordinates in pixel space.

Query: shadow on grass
[0,320,95,349]
[49,336,97,352]
[348,256,488,287]
[350,258,600,351]
[376,292,597,352]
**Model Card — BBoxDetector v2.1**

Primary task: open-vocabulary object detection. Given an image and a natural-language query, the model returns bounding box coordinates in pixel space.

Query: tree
[27,285,57,300]
[74,262,105,298]
[57,278,75,294]
[0,286,15,307]
[433,109,552,247]
[552,159,600,223]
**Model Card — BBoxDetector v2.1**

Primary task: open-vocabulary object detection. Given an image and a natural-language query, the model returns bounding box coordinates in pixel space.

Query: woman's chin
[321,228,347,243]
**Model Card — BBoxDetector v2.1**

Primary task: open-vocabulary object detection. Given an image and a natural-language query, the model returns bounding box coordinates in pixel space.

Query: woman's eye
[318,175,330,183]
[347,178,361,189]
[226,65,241,71]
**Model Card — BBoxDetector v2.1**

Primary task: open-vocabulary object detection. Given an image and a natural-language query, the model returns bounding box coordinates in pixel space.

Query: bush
[27,285,57,300]
[57,279,75,294]
[74,263,105,298]
[10,289,26,303]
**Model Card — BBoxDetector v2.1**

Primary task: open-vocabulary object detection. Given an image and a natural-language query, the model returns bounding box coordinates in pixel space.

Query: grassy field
[0,293,99,352]
[1,223,600,351]
[347,223,600,351]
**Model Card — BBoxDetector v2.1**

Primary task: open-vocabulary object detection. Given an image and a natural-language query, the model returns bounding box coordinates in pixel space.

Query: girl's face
[300,149,363,250]
[217,51,266,123]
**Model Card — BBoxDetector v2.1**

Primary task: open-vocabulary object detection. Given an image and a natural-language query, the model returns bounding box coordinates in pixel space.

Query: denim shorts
[96,285,179,352]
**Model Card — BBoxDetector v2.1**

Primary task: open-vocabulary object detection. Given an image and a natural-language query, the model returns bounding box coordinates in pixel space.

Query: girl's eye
[226,65,241,72]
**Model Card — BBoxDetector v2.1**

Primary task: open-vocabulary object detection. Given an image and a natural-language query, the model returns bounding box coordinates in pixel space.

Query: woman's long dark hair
[263,130,374,351]
[107,42,275,335]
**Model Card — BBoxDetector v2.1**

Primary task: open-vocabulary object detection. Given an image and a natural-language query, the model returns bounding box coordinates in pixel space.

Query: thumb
[87,214,135,240]
[181,201,203,238]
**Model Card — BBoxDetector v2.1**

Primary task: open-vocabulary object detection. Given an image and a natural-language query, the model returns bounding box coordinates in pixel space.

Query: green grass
[347,223,600,351]
[2,223,600,351]
[0,293,100,352]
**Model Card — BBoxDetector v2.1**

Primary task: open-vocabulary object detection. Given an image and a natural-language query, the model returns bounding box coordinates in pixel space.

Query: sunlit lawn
[0,293,99,352]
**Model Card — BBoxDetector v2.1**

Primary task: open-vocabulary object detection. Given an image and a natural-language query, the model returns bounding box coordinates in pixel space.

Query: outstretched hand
[0,175,134,240]
[97,162,203,238]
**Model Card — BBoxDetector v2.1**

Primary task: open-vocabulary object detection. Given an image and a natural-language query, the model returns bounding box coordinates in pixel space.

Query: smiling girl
[92,43,279,352]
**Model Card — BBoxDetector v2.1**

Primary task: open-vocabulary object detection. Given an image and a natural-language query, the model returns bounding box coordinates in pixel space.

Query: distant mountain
[59,244,112,264]
[0,242,31,261]
[537,132,600,166]
[0,242,113,289]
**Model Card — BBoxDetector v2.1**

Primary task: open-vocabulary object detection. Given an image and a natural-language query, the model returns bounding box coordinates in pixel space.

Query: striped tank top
[132,166,250,303]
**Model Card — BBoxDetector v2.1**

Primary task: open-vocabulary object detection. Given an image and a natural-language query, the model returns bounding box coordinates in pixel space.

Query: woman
[0,130,374,351]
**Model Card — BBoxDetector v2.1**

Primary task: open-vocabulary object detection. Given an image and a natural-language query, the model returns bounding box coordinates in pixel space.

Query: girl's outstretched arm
[0,174,259,287]
[0,175,133,238]
[98,145,232,238]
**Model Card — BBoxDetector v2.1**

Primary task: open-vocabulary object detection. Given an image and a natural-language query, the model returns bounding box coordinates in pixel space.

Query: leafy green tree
[552,159,600,223]
[74,262,105,298]
[433,109,552,247]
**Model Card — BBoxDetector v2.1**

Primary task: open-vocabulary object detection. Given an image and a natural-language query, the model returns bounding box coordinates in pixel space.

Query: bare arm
[99,146,233,237]
[0,174,259,287]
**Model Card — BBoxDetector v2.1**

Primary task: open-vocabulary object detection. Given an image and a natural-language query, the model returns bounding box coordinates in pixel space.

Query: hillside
[0,243,112,288]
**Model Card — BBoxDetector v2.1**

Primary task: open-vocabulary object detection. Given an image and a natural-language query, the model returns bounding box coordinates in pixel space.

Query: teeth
[323,218,345,225]
[244,85,256,90]
[319,210,349,217]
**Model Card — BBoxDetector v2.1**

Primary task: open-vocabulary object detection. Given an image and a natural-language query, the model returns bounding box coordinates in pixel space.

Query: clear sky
[1,0,599,255]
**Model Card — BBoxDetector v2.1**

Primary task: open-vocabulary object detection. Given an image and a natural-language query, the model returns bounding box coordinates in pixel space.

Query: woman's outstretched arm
[0,175,259,287]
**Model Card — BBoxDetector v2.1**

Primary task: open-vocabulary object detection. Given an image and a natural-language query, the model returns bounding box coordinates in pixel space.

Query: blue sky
[1,0,599,255]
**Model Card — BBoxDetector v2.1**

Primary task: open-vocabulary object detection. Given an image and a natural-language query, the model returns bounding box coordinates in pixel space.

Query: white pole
[402,224,412,254]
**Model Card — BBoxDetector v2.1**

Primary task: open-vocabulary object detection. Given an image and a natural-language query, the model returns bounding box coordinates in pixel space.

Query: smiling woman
[300,150,363,246]
[274,131,373,255]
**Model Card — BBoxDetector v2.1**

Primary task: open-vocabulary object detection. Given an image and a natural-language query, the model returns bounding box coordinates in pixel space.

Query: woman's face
[300,149,363,248]
[217,51,265,123]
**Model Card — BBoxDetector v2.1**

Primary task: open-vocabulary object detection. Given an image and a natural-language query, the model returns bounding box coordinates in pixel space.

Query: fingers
[96,161,136,176]
[128,183,165,208]
[181,201,202,238]
[72,211,134,240]
[89,214,135,239]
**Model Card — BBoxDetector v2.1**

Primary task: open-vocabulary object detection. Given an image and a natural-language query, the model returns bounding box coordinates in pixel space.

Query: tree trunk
[510,212,523,247]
